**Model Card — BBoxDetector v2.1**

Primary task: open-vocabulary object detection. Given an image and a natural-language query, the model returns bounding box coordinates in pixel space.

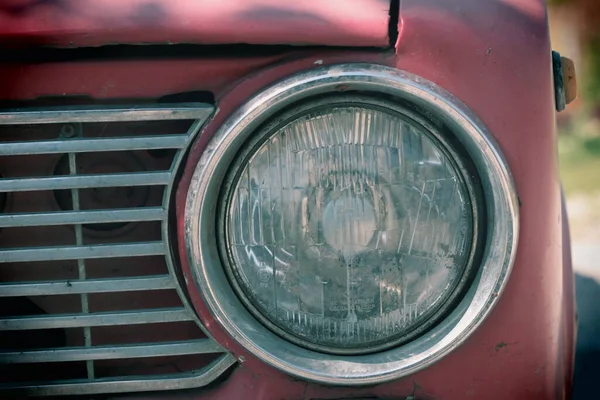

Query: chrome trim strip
[0,103,213,124]
[0,354,237,397]
[161,118,218,340]
[0,171,171,192]
[0,308,193,330]
[185,63,519,385]
[0,242,165,263]
[0,340,223,363]
[0,135,189,156]
[0,207,165,228]
[0,275,175,296]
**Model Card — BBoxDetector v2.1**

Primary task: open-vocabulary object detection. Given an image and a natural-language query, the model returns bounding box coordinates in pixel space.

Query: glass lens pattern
[224,105,474,351]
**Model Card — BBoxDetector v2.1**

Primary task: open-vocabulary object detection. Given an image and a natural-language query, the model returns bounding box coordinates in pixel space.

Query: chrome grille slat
[0,354,237,397]
[0,242,165,263]
[0,135,189,156]
[0,103,213,124]
[0,275,176,296]
[0,171,171,192]
[0,340,224,363]
[0,103,233,395]
[0,308,194,330]
[0,207,165,228]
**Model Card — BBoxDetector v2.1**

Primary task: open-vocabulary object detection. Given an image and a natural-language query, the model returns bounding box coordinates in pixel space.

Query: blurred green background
[549,0,600,249]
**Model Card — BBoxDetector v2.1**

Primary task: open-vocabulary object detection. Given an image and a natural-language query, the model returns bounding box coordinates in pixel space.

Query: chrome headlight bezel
[216,94,485,355]
[184,63,519,385]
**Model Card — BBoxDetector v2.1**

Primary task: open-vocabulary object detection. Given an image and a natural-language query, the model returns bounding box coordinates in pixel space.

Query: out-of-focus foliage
[559,125,600,195]
[586,38,600,104]
[550,0,600,196]
[550,0,600,104]
[548,0,600,21]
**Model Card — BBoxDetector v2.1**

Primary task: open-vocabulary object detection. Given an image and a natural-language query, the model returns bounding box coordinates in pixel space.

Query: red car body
[0,0,575,399]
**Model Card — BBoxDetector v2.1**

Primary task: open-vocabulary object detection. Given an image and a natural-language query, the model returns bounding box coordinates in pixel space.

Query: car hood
[0,0,393,48]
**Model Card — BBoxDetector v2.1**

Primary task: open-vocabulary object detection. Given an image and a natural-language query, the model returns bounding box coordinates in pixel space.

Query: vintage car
[0,0,577,399]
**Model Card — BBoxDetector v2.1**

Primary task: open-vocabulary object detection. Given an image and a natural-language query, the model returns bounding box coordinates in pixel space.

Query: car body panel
[0,0,390,48]
[0,0,575,399]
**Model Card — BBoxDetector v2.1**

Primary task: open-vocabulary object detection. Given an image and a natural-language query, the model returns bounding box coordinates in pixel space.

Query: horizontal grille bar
[0,275,175,297]
[0,242,165,263]
[0,207,165,228]
[0,135,189,156]
[0,308,193,330]
[0,354,237,396]
[0,171,171,192]
[0,340,223,363]
[0,103,213,125]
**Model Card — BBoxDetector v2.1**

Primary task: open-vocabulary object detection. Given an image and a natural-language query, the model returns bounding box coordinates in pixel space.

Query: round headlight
[220,97,479,353]
[185,64,518,385]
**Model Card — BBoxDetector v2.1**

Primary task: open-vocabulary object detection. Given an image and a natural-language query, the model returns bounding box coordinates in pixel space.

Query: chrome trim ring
[185,63,519,385]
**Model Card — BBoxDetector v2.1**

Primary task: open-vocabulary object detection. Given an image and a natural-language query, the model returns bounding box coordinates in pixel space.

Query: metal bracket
[553,50,577,112]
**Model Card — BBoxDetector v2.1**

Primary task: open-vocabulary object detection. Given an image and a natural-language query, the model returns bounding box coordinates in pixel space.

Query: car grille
[0,103,235,396]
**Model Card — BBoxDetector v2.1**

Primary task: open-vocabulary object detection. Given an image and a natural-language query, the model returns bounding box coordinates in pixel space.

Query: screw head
[60,124,77,138]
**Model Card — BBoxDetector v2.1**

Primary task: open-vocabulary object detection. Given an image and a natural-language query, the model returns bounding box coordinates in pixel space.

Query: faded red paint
[0,0,390,48]
[0,0,575,399]
[387,1,574,398]
[0,56,287,101]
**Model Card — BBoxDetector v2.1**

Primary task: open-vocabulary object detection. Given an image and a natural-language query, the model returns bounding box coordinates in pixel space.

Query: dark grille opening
[92,321,206,345]
[3,225,76,247]
[95,354,222,379]
[0,103,235,396]
[0,260,79,283]
[89,289,184,312]
[0,362,88,384]
[85,255,169,278]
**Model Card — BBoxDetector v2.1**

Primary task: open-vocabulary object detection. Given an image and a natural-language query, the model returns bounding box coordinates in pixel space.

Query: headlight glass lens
[223,101,475,352]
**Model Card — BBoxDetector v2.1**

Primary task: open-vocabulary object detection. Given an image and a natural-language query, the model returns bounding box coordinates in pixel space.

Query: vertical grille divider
[66,123,95,379]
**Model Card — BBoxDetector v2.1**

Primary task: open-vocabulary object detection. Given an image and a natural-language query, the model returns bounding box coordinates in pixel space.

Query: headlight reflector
[222,98,477,353]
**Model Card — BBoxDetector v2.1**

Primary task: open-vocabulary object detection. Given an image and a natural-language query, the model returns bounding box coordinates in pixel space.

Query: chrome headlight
[185,64,518,384]
[220,96,480,354]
